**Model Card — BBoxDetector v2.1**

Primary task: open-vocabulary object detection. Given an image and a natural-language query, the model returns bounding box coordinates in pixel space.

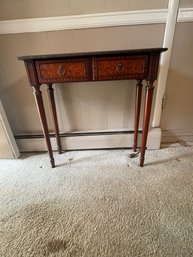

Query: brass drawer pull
[58,65,66,76]
[116,63,124,73]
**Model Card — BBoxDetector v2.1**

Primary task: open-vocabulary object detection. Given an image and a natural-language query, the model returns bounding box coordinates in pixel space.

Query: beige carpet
[0,146,193,257]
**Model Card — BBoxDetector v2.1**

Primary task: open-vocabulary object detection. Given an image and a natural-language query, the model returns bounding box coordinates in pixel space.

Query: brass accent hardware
[58,65,66,76]
[116,63,124,73]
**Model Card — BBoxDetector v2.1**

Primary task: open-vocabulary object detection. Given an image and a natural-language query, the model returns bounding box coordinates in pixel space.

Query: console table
[18,48,167,168]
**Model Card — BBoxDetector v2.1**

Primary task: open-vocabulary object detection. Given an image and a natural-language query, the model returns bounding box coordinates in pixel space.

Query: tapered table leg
[47,84,62,154]
[140,80,154,167]
[33,85,55,168]
[133,80,143,152]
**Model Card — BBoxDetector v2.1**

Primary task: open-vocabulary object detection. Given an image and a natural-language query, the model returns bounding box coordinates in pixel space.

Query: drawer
[36,58,89,83]
[93,55,148,80]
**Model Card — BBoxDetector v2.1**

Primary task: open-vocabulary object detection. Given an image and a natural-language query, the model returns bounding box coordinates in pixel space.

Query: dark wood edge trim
[18,48,167,61]
[92,55,148,61]
[15,130,142,139]
[38,77,90,84]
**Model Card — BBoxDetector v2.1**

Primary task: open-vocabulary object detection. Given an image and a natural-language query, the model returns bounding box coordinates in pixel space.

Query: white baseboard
[147,128,162,149]
[16,128,161,152]
[162,129,193,143]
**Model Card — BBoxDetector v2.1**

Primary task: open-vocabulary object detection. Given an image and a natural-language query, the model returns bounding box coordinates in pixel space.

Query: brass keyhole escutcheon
[116,63,124,73]
[58,65,66,76]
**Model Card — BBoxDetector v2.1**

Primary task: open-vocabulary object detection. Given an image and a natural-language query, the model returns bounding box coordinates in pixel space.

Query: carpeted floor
[0,146,193,257]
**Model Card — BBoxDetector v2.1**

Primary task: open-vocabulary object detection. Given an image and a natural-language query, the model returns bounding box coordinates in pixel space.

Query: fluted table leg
[33,85,55,168]
[133,80,143,152]
[47,84,62,154]
[140,80,154,167]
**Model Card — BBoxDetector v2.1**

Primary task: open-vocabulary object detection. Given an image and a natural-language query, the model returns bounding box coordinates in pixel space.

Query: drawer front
[36,59,89,83]
[93,55,148,80]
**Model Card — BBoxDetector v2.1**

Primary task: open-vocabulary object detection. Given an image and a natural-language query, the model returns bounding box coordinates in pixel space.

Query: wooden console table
[18,48,167,168]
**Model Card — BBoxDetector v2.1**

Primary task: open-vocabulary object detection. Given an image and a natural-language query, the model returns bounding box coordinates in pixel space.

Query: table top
[17,47,167,61]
